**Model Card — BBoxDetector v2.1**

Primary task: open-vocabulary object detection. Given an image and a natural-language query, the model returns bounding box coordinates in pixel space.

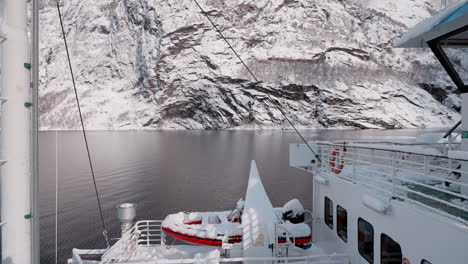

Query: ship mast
[1,0,39,263]
[31,0,40,261]
[463,93,468,194]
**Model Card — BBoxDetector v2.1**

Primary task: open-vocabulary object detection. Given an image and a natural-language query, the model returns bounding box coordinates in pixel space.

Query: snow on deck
[122,244,330,264]
[127,245,220,263]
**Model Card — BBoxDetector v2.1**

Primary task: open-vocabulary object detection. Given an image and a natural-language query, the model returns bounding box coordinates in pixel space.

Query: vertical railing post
[352,147,357,183]
[321,144,326,171]
[274,223,278,257]
[160,222,165,247]
[424,155,428,176]
[448,134,453,170]
[392,152,397,196]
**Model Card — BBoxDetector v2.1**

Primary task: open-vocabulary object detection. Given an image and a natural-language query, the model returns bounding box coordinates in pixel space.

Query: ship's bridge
[397,0,468,92]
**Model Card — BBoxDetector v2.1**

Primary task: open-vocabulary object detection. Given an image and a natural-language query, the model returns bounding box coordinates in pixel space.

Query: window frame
[380,233,402,264]
[427,25,468,93]
[358,217,374,264]
[336,205,347,242]
[324,197,333,229]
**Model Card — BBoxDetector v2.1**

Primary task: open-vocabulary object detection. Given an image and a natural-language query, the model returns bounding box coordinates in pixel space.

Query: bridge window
[336,205,347,242]
[429,27,468,92]
[441,30,468,86]
[324,197,333,229]
[381,233,402,264]
[358,218,374,264]
[421,260,432,264]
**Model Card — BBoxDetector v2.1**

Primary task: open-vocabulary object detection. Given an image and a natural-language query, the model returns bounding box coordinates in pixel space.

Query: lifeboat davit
[162,199,312,248]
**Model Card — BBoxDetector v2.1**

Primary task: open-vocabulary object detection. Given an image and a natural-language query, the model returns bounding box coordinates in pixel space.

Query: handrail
[443,120,462,138]
[108,254,350,264]
[313,142,468,224]
[320,142,468,161]
[101,220,165,262]
[73,219,348,264]
[135,220,164,246]
[101,225,137,263]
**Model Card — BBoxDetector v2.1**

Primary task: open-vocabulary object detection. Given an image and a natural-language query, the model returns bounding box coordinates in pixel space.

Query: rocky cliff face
[39,0,462,130]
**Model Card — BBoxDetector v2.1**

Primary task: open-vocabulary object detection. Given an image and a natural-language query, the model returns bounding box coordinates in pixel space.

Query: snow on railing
[72,218,349,264]
[72,253,349,264]
[100,220,165,263]
[141,254,350,264]
[314,141,468,224]
[136,220,165,247]
[95,254,349,264]
[69,249,106,264]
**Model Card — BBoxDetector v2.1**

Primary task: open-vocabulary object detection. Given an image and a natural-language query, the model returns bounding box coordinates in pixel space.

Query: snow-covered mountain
[39,0,463,130]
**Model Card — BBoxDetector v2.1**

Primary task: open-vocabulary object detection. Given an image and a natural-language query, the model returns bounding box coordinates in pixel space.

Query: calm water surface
[38,129,441,263]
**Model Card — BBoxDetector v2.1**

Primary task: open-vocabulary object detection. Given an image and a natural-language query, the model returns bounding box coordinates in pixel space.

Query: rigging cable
[56,1,110,247]
[191,0,321,162]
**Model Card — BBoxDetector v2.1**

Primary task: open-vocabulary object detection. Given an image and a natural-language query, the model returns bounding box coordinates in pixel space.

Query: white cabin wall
[314,175,468,264]
[0,0,32,263]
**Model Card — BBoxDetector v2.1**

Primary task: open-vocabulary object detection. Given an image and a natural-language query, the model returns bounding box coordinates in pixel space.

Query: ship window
[336,205,347,242]
[324,197,333,229]
[421,260,432,264]
[358,218,374,264]
[430,26,468,93]
[381,233,402,264]
[442,43,468,85]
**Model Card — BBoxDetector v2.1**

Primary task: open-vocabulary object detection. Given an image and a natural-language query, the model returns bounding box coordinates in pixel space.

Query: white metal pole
[1,0,32,263]
[460,94,468,195]
[31,0,40,262]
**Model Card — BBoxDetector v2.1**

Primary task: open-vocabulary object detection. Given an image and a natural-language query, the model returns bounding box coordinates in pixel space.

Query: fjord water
[39,129,439,263]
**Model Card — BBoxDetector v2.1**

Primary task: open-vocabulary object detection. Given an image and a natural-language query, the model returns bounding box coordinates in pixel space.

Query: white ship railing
[135,220,166,247]
[72,219,349,264]
[73,251,349,264]
[123,255,350,264]
[310,141,468,224]
[0,30,6,229]
[100,220,165,263]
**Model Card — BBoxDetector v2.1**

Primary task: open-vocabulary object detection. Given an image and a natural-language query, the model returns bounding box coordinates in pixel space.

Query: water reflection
[39,128,439,263]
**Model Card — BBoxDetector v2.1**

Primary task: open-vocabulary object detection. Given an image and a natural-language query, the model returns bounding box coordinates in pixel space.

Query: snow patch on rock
[39,0,462,130]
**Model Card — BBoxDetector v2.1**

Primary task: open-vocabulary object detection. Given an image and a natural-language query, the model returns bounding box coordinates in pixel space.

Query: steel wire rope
[55,1,110,247]
[191,0,321,162]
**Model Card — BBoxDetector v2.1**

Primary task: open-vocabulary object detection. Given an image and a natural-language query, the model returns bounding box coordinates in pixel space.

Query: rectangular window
[336,205,347,242]
[381,233,402,264]
[441,29,468,86]
[358,218,374,264]
[324,197,333,229]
